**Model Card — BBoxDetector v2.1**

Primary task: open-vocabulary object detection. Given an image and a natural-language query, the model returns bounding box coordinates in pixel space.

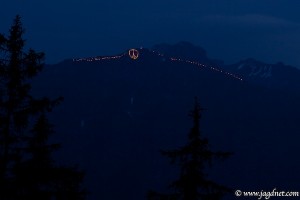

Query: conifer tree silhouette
[148,97,232,200]
[0,15,45,197]
[0,15,86,199]
[13,111,86,199]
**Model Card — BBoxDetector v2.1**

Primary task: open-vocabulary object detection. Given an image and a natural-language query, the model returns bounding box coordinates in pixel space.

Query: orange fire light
[128,49,139,60]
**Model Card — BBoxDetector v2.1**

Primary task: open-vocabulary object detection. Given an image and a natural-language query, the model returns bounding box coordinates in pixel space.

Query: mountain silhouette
[152,41,225,66]
[32,43,300,200]
[225,58,300,93]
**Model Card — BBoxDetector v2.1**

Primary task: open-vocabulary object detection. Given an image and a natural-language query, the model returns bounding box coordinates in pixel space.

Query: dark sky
[2,0,300,67]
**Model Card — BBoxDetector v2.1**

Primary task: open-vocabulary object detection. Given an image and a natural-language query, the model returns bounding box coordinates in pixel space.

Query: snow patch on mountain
[237,63,272,78]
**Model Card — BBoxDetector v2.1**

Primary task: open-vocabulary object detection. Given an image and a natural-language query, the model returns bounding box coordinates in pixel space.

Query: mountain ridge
[34,42,300,200]
[64,41,300,93]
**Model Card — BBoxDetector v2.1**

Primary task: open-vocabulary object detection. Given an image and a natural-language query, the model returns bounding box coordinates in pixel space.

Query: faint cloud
[201,14,300,28]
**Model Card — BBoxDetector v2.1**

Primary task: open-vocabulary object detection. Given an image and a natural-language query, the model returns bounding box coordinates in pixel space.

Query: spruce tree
[13,111,86,200]
[0,15,44,197]
[148,97,232,200]
[0,15,86,199]
[13,112,59,199]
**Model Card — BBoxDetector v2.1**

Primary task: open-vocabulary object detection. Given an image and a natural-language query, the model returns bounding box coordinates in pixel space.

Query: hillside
[32,47,300,200]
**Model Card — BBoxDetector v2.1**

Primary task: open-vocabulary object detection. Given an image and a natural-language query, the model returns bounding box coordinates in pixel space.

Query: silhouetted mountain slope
[153,42,300,94]
[152,41,224,66]
[32,47,300,200]
[225,58,300,93]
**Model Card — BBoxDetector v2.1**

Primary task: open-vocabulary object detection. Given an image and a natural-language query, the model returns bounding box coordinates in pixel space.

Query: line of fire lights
[72,49,243,81]
[72,54,126,62]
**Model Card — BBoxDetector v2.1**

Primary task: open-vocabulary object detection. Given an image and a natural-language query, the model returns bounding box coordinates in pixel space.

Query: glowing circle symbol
[128,49,139,60]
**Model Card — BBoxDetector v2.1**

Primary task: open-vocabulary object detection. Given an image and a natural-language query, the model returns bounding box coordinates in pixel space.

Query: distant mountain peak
[59,41,300,93]
[236,58,273,78]
[152,41,206,56]
[71,46,243,81]
[225,57,300,92]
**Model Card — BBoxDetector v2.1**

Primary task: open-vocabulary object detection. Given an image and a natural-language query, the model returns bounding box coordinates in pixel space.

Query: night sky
[2,0,300,67]
[2,1,300,199]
